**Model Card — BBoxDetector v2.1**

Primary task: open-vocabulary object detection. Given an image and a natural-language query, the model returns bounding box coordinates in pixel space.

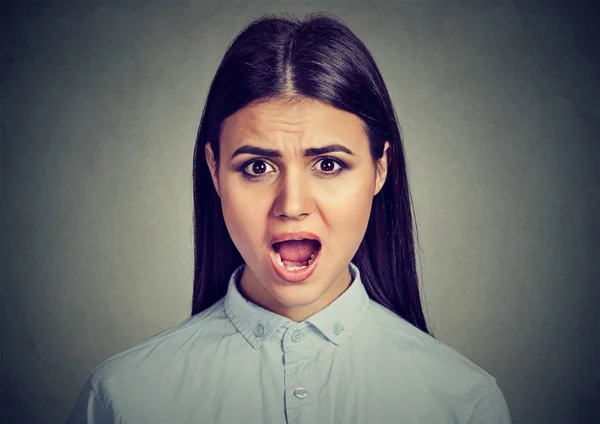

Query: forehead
[220,99,368,146]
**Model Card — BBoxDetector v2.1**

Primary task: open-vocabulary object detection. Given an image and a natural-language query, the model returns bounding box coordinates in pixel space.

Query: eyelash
[238,157,347,180]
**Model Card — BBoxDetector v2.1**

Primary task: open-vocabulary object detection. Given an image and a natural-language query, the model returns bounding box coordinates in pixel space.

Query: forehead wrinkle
[241,117,312,149]
[236,119,361,158]
[223,101,368,156]
[246,131,311,154]
[248,114,311,136]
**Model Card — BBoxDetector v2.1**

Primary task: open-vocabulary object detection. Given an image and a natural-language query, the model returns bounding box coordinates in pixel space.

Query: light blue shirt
[66,262,512,423]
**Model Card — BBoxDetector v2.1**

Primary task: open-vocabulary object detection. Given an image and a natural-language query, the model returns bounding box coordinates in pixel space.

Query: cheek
[320,176,375,253]
[219,181,268,251]
[328,192,373,229]
[221,186,266,223]
[324,175,375,220]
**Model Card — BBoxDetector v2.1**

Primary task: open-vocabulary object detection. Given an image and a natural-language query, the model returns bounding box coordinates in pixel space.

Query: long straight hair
[191,13,430,335]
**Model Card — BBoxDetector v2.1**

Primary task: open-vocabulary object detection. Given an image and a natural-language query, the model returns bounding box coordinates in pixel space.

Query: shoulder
[366,299,494,381]
[67,300,232,422]
[364,300,512,422]
[90,298,228,386]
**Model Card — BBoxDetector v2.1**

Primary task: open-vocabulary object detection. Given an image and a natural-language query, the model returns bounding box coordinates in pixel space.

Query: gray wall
[1,1,598,423]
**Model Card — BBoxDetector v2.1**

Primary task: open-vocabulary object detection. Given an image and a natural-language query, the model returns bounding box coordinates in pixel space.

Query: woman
[67,13,512,424]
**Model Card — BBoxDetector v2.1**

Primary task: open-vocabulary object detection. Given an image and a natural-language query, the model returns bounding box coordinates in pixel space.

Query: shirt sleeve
[65,372,110,424]
[470,378,512,424]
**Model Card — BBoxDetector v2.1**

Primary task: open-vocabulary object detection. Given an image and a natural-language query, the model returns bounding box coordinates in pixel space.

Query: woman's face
[205,99,388,322]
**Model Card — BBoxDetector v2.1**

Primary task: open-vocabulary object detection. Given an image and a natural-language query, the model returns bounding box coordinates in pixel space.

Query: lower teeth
[273,251,316,271]
[285,265,306,271]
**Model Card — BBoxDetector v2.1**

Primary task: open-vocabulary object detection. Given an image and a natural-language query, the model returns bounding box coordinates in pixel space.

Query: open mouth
[269,239,322,282]
[270,239,322,270]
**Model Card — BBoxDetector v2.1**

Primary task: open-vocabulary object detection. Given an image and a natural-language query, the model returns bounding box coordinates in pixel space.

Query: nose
[272,168,315,219]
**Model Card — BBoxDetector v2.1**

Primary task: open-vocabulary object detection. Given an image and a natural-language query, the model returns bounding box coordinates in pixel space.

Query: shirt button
[293,387,308,399]
[291,330,305,343]
[333,323,344,335]
[254,323,265,337]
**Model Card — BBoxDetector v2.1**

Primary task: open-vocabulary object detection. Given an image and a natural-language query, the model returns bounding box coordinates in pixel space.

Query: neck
[238,264,353,322]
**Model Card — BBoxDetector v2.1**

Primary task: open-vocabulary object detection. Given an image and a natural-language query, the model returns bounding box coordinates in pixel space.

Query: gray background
[1,1,599,423]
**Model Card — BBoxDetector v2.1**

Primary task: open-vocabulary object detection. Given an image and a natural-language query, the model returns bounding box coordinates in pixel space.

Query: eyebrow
[230,144,355,160]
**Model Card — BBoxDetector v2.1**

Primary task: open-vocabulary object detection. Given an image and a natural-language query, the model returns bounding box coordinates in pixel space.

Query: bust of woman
[66,12,511,424]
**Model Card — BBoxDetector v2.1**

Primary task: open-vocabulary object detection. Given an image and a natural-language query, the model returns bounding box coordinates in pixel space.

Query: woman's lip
[269,244,321,283]
[269,231,321,247]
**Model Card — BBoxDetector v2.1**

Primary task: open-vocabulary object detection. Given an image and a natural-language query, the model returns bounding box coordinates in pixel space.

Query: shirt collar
[223,261,370,349]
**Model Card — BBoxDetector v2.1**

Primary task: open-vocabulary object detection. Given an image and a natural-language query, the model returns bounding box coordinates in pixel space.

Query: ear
[205,142,220,198]
[374,141,390,196]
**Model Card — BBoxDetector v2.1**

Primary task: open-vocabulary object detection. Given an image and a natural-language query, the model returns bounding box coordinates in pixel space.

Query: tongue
[275,239,320,262]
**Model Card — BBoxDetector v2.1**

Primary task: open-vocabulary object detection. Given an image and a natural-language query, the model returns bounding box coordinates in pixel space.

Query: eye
[314,158,344,174]
[240,157,347,179]
[242,160,276,177]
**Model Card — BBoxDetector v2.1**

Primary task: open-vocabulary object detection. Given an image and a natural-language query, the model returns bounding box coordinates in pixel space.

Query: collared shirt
[66,262,512,424]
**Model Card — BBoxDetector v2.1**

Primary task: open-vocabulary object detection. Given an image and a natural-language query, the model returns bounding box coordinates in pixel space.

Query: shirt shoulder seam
[91,371,110,420]
[466,377,497,424]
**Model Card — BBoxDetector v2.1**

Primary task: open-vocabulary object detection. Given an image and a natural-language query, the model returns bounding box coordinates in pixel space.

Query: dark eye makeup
[237,157,347,180]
